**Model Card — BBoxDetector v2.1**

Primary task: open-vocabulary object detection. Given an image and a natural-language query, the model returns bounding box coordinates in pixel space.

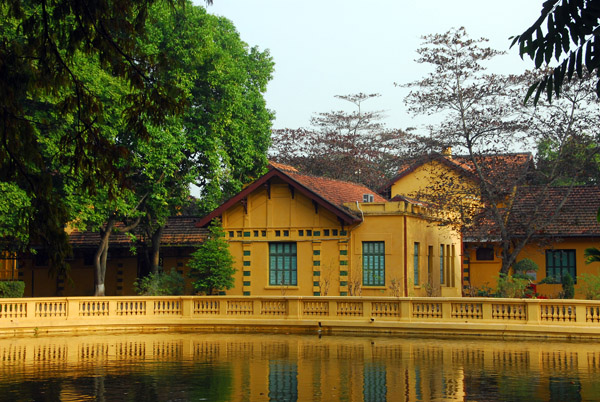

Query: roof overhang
[196,168,362,228]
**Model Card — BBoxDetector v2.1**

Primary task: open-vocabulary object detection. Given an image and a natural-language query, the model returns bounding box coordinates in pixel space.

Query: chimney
[441,146,452,158]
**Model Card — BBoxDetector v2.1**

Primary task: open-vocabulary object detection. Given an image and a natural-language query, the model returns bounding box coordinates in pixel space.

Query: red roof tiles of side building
[464,185,600,240]
[509,185,600,237]
[69,216,208,248]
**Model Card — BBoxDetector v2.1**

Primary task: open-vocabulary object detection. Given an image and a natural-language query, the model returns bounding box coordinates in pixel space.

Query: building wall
[220,180,462,297]
[467,238,600,298]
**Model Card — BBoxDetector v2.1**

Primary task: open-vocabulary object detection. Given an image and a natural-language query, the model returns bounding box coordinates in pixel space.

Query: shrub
[188,219,236,295]
[577,273,600,300]
[560,272,575,299]
[0,281,25,298]
[134,269,185,296]
[496,273,529,298]
[512,258,538,280]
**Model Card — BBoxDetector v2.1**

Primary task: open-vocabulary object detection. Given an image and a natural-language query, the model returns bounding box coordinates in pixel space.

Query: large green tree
[0,0,196,268]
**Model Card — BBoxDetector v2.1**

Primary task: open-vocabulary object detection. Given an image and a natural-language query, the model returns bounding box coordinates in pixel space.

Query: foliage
[512,258,539,280]
[560,272,575,299]
[189,220,236,295]
[0,0,193,267]
[0,281,25,298]
[511,0,600,104]
[577,273,600,300]
[270,93,409,190]
[464,284,494,297]
[403,27,600,276]
[496,273,530,298]
[134,269,185,296]
[586,247,600,264]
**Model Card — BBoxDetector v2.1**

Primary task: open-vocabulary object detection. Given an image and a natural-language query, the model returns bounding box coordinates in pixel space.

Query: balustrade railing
[1,296,600,336]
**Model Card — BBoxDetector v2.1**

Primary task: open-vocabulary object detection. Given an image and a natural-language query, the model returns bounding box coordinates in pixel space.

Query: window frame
[363,241,385,286]
[413,242,420,286]
[545,249,576,283]
[269,242,297,286]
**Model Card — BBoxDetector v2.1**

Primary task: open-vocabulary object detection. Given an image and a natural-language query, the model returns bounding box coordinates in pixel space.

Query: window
[269,243,297,286]
[546,249,576,283]
[363,241,385,286]
[476,247,494,261]
[413,243,420,286]
[363,194,374,202]
[440,245,445,285]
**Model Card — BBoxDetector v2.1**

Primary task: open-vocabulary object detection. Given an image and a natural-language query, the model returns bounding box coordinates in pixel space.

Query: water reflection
[0,332,598,401]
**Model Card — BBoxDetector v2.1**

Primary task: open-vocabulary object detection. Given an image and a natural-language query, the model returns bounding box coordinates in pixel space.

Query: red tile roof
[69,216,208,248]
[284,170,386,207]
[464,185,600,240]
[196,165,386,227]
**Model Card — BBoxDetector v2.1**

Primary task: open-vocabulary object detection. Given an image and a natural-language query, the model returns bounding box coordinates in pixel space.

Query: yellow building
[381,150,600,297]
[17,217,207,297]
[197,163,462,297]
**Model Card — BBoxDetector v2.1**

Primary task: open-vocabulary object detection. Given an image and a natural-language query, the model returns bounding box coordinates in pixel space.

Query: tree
[188,219,235,295]
[270,93,409,190]
[511,0,600,104]
[403,27,600,275]
[65,2,273,295]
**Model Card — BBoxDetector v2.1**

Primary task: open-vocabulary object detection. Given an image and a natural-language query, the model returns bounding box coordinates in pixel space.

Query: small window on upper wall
[476,247,494,261]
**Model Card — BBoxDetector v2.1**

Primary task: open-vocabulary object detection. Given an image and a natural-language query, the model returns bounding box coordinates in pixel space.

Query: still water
[0,331,598,401]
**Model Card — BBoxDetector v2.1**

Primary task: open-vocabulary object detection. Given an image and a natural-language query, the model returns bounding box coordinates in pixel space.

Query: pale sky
[203,1,545,132]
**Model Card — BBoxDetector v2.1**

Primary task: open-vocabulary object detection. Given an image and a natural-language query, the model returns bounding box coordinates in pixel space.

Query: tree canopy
[0,1,273,295]
[404,27,599,275]
[270,93,409,190]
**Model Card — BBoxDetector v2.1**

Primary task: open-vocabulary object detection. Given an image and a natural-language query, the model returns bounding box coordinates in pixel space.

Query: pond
[0,331,598,401]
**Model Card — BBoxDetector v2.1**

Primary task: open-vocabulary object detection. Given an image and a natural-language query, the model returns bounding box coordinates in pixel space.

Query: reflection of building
[1,333,599,401]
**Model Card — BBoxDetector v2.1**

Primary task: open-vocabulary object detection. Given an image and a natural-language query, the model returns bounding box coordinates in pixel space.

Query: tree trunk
[94,218,116,296]
[150,225,164,274]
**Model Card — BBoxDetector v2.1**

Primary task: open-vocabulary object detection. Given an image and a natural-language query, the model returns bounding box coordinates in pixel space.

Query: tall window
[413,243,420,286]
[363,241,385,286]
[269,243,297,286]
[546,249,576,283]
[440,245,445,285]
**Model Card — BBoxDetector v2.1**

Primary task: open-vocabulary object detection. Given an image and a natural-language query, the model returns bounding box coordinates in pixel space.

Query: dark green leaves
[513,0,600,103]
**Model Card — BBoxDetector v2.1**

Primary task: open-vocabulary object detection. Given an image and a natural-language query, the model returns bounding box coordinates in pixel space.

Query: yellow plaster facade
[219,177,462,297]
[467,238,600,298]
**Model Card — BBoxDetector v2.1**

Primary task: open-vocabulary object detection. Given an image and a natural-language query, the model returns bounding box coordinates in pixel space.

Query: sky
[203,0,545,132]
